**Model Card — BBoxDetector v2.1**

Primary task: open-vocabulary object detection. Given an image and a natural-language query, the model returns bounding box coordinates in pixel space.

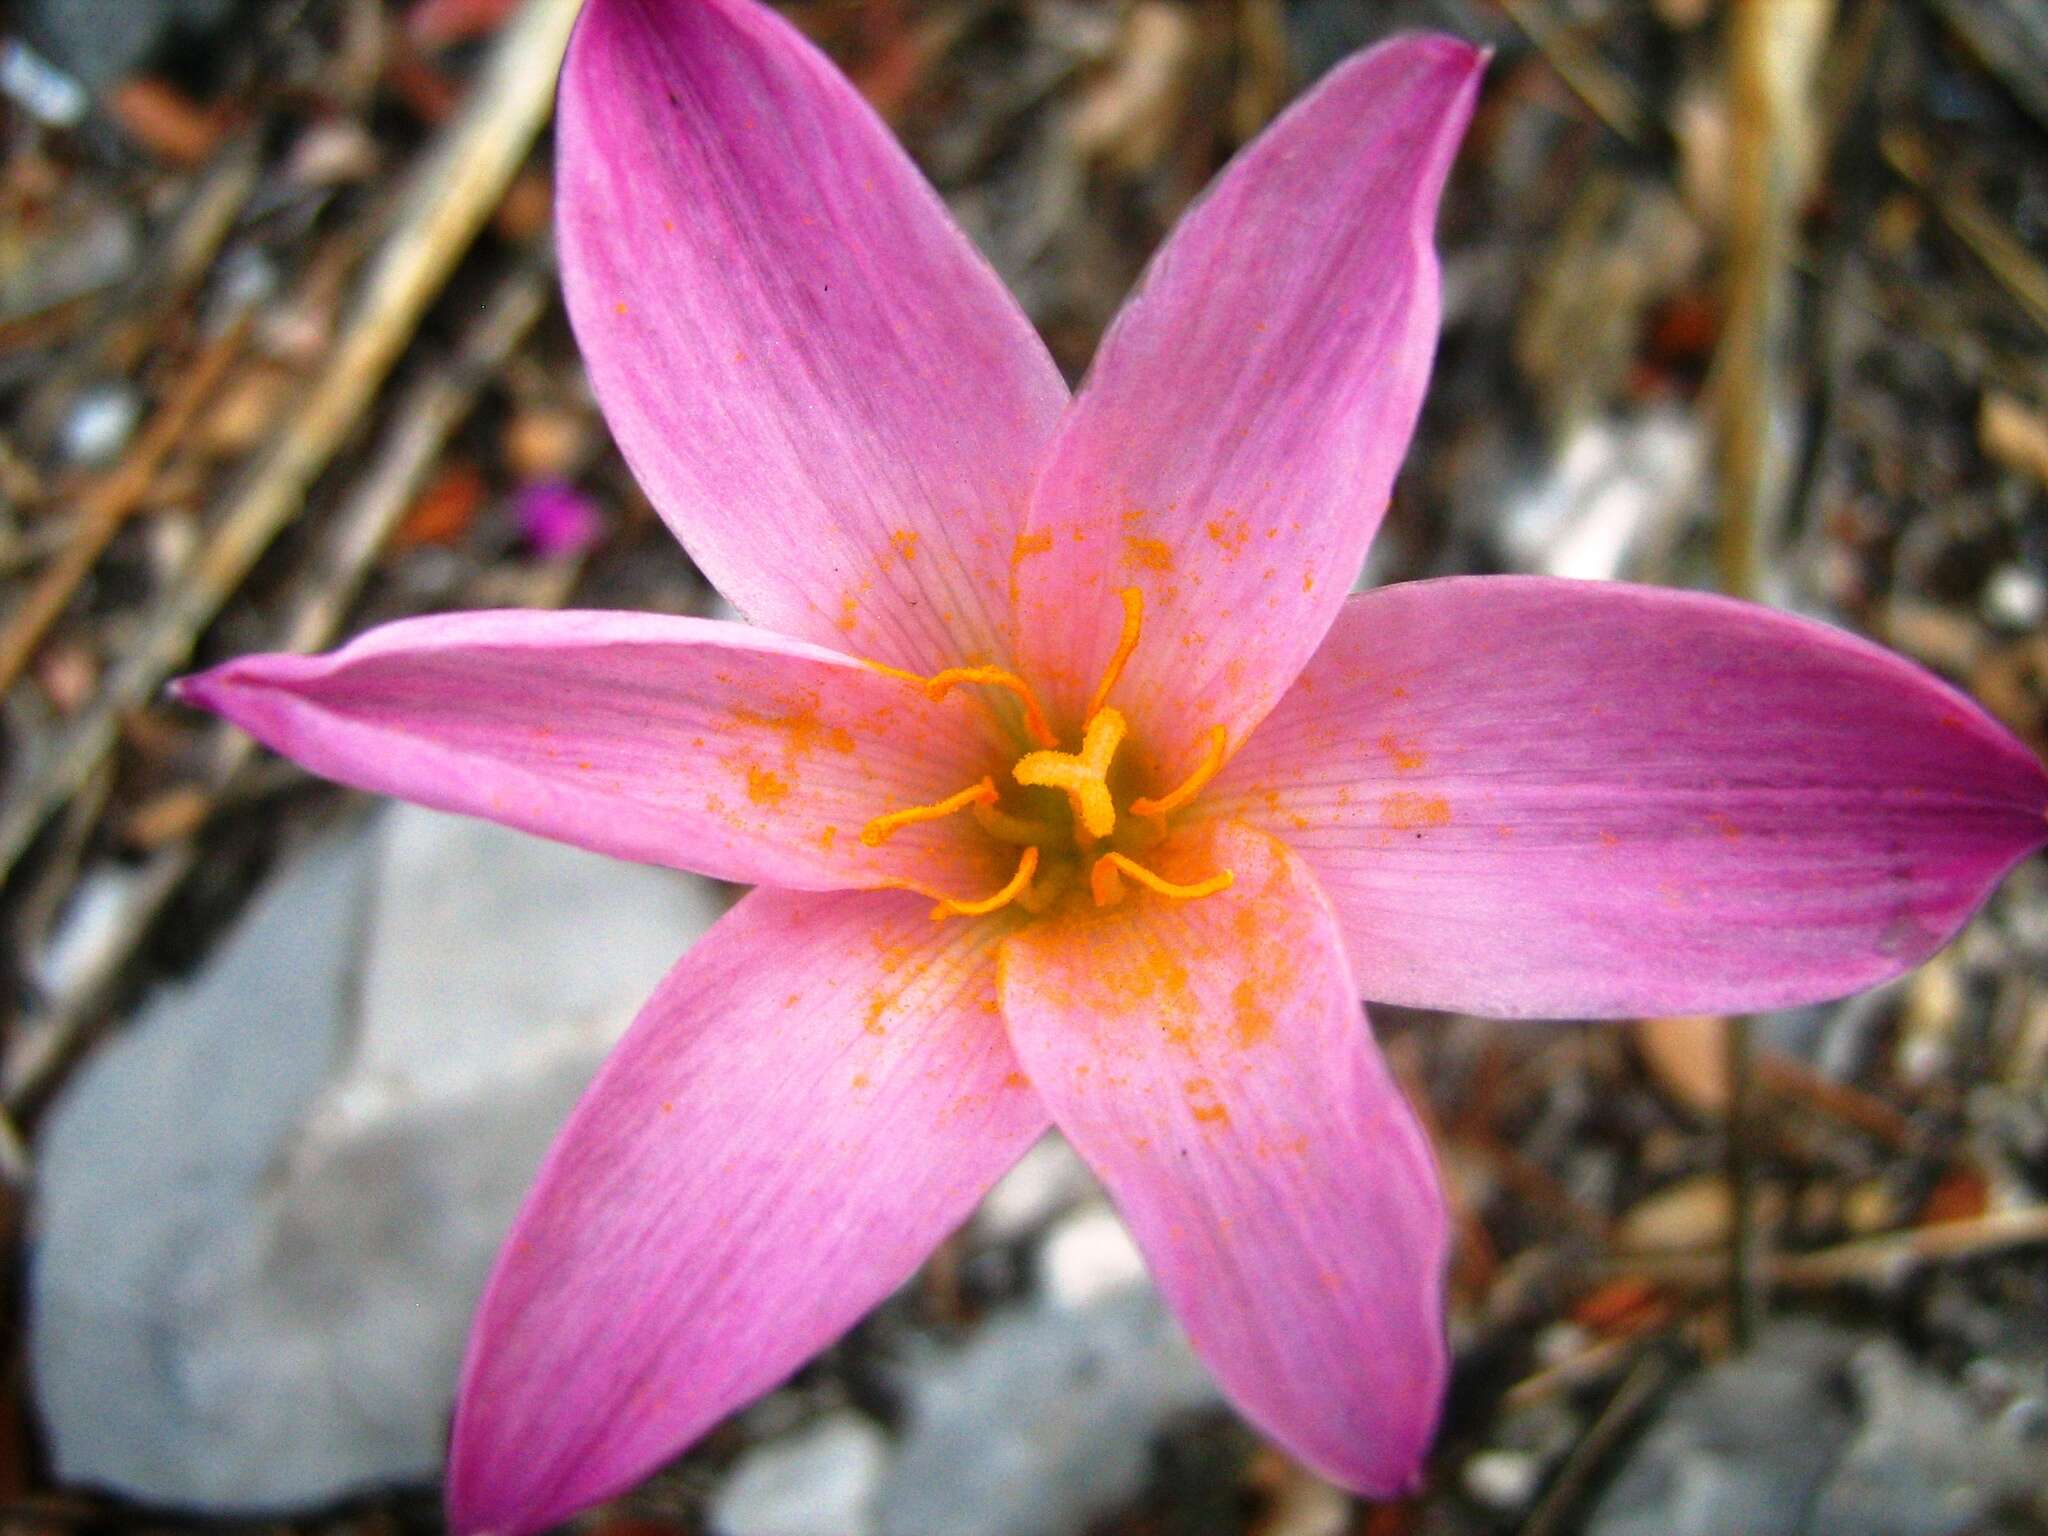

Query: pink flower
[173,0,2048,1529]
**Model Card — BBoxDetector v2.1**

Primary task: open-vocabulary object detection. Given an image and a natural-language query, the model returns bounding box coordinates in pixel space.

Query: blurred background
[1,0,2045,1531]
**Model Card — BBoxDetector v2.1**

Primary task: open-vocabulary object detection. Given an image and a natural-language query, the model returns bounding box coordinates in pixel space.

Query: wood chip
[1635,1015,1730,1114]
[1978,389,2048,490]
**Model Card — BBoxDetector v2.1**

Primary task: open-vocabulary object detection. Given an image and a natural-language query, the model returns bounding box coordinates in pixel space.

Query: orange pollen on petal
[1129,725,1228,820]
[922,667,1059,749]
[927,846,1039,921]
[861,776,998,846]
[1085,586,1144,720]
[1014,708,1127,839]
[1089,851,1234,908]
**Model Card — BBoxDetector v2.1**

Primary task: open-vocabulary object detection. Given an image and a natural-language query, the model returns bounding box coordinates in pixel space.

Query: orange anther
[861,776,997,846]
[1089,851,1234,908]
[1014,708,1127,839]
[1085,587,1144,721]
[930,846,1039,920]
[923,667,1059,749]
[1129,725,1229,820]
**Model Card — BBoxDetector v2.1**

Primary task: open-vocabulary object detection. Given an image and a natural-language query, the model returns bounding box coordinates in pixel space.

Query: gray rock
[711,1412,891,1536]
[1587,1322,1855,1536]
[30,824,378,1505]
[1809,1340,2039,1536]
[30,807,725,1511]
[18,0,240,92]
[877,1289,1216,1536]
[1590,1322,2047,1536]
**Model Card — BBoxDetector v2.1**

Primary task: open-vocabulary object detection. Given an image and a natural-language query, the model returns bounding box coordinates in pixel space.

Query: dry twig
[0,313,252,692]
[0,0,583,886]
[1495,0,1649,146]
[4,257,556,1119]
[1882,128,2048,339]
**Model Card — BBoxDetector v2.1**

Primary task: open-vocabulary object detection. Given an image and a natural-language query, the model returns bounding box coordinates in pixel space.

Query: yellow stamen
[923,667,1059,749]
[1129,725,1229,820]
[1014,709,1127,839]
[971,799,1057,846]
[1085,587,1144,720]
[861,777,997,847]
[860,659,930,687]
[1016,859,1071,914]
[930,846,1039,920]
[1090,851,1234,908]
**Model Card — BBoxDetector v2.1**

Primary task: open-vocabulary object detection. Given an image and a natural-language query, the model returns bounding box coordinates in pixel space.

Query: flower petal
[1013,35,1483,775]
[175,609,1010,894]
[448,886,1046,1535]
[1211,577,2048,1018]
[558,0,1068,674]
[996,823,1449,1494]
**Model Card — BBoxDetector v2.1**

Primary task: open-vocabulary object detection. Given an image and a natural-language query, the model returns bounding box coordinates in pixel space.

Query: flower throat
[860,588,1234,920]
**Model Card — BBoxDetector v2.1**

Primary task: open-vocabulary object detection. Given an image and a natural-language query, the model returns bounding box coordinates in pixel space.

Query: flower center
[860,588,1234,920]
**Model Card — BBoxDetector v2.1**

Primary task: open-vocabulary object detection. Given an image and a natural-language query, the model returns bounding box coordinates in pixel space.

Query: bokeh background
[1,0,2046,1532]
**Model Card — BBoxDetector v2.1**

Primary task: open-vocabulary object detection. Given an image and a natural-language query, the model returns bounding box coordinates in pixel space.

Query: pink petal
[558,0,1068,675]
[175,609,1012,894]
[449,886,1047,1534]
[1013,35,1483,777]
[996,822,1449,1494]
[1211,577,2048,1018]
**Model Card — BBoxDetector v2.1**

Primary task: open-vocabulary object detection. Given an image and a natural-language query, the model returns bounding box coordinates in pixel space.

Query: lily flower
[173,0,2048,1529]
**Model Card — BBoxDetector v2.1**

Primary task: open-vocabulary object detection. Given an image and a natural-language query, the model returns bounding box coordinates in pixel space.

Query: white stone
[1036,1203,1148,1309]
[1500,409,1702,581]
[26,864,144,1000]
[1984,566,2046,630]
[710,1412,890,1536]
[59,382,141,466]
[974,1134,1097,1243]
[30,806,725,1511]
[878,1291,1215,1536]
[1464,1449,1542,1511]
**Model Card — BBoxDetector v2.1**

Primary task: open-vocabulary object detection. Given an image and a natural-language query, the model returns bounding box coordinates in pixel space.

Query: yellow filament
[1085,587,1144,720]
[930,846,1039,920]
[1129,725,1229,820]
[1013,709,1127,839]
[923,667,1059,749]
[1016,859,1071,914]
[971,799,1057,846]
[1090,851,1235,908]
[861,777,997,847]
[860,659,929,687]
